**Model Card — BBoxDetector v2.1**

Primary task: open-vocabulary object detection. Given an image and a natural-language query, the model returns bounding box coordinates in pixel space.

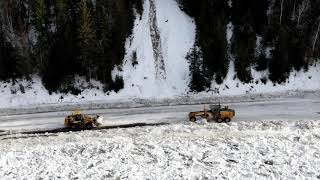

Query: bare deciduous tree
[291,0,296,21]
[312,19,320,54]
[296,0,309,26]
[3,0,13,33]
[280,0,284,24]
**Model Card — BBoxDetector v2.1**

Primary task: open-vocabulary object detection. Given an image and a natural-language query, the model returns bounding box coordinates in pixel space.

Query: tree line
[179,0,320,92]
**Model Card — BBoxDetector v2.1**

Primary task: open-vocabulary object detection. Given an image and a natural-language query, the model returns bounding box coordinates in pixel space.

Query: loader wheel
[217,118,223,123]
[85,123,93,130]
[190,117,196,122]
[224,118,231,123]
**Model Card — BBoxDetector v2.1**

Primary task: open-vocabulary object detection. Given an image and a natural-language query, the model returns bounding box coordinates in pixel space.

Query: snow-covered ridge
[1,120,320,179]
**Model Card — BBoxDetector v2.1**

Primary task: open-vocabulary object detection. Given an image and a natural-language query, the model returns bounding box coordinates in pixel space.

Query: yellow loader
[189,104,235,123]
[64,111,103,129]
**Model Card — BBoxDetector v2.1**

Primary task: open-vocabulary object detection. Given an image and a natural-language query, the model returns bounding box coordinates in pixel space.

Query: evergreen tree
[0,11,6,80]
[94,0,113,86]
[130,0,143,16]
[269,26,291,83]
[232,23,255,83]
[42,0,79,92]
[231,0,269,82]
[0,0,33,80]
[34,0,45,31]
[187,45,210,92]
[79,0,97,80]
[178,0,229,85]
[33,0,48,71]
[55,0,67,29]
[111,0,134,66]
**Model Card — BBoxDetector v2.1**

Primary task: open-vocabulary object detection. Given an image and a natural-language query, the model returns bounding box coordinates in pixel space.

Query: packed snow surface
[1,95,319,132]
[1,120,320,179]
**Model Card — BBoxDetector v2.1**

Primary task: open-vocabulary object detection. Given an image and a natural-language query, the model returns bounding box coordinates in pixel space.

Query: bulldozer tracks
[0,122,169,140]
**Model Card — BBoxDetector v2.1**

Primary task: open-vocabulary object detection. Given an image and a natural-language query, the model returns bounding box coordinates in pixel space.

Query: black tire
[85,123,93,130]
[190,117,196,122]
[205,113,210,118]
[217,118,223,123]
[224,118,231,123]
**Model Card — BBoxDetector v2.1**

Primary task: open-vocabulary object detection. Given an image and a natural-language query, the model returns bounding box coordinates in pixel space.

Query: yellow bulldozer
[64,111,103,129]
[189,104,235,123]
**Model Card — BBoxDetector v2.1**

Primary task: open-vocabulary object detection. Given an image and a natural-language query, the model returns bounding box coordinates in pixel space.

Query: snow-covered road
[0,96,319,132]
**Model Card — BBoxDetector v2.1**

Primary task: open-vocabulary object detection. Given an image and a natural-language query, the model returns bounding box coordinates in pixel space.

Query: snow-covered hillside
[115,0,195,97]
[1,120,320,179]
[0,0,320,108]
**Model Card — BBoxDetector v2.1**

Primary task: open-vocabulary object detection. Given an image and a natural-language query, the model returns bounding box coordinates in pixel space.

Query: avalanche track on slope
[118,0,196,97]
[149,0,166,80]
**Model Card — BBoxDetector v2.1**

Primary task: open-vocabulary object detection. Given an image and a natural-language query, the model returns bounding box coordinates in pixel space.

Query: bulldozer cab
[75,114,84,122]
[72,110,82,115]
[71,111,84,122]
[210,104,221,112]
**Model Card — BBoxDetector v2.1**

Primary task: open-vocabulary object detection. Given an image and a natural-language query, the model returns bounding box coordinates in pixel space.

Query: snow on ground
[226,22,234,45]
[0,76,124,109]
[0,62,319,109]
[1,120,320,179]
[206,62,320,96]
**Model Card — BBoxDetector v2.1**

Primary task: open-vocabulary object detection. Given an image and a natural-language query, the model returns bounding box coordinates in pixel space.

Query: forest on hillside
[0,0,319,94]
[0,0,143,93]
[179,0,320,91]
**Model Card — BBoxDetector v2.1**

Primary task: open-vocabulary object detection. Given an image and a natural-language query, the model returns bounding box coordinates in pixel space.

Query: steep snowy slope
[0,0,320,108]
[116,0,196,97]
